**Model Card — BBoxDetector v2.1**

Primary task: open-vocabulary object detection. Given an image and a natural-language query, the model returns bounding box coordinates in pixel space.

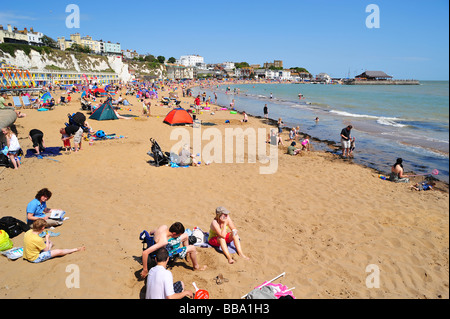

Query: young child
[60,128,72,152]
[349,137,356,157]
[1,127,21,169]
[301,136,310,151]
[410,181,435,191]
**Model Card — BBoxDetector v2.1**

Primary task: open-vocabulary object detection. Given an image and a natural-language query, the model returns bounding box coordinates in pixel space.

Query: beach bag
[0,216,30,238]
[140,230,155,251]
[189,227,207,245]
[0,230,13,251]
[0,153,11,167]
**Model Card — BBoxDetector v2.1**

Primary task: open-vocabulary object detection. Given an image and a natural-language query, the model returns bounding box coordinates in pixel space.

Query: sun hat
[216,206,230,215]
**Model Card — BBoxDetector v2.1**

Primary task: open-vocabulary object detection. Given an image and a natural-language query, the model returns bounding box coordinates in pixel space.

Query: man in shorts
[60,125,83,152]
[140,222,207,279]
[340,125,353,158]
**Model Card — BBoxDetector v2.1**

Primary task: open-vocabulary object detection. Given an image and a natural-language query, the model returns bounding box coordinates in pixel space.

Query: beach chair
[12,96,23,109]
[139,230,180,267]
[22,96,39,109]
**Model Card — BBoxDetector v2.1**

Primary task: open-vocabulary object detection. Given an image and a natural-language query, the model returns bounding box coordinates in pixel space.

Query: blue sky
[1,0,448,80]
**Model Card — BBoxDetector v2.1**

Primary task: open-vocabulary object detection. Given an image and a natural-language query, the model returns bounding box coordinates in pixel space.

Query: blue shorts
[30,251,52,263]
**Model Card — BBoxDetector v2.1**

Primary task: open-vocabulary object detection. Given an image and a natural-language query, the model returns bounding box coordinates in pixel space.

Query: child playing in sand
[241,111,248,123]
[142,99,151,116]
[209,206,249,264]
[1,126,21,169]
[301,136,310,151]
[140,222,207,279]
[287,141,301,155]
[410,181,435,191]
[23,219,85,263]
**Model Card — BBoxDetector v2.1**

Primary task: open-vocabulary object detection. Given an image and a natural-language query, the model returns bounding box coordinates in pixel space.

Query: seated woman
[178,144,199,166]
[389,158,409,183]
[23,219,85,263]
[208,206,249,264]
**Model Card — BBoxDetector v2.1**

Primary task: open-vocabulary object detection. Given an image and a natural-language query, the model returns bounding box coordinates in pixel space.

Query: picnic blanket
[90,133,126,141]
[25,147,62,158]
[188,228,238,254]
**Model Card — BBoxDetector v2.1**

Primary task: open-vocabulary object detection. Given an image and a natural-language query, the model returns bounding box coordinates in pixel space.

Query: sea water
[192,81,449,183]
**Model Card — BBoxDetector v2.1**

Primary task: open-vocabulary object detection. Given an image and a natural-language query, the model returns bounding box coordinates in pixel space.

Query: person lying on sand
[140,222,207,279]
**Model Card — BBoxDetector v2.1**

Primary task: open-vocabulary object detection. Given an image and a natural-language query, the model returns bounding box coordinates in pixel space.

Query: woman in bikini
[208,206,249,264]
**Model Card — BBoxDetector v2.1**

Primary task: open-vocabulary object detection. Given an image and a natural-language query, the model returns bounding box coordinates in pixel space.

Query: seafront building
[0,24,43,46]
[1,62,119,89]
[57,33,121,55]
[165,63,195,80]
[177,55,206,69]
[263,60,283,69]
[30,69,119,86]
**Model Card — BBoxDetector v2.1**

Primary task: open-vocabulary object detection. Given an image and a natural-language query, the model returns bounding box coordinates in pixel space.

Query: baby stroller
[147,138,170,167]
[81,98,91,111]
[66,112,90,133]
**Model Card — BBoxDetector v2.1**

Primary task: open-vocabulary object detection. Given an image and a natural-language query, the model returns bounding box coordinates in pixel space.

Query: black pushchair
[66,112,90,133]
[148,138,170,167]
[81,98,91,111]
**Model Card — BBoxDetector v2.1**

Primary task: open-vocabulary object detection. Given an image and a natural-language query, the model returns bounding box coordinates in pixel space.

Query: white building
[254,69,292,80]
[221,62,235,70]
[26,28,43,46]
[0,24,36,45]
[177,55,204,68]
[103,41,121,55]
[315,73,332,83]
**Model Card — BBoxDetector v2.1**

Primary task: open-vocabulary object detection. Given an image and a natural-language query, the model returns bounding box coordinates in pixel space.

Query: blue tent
[41,92,52,103]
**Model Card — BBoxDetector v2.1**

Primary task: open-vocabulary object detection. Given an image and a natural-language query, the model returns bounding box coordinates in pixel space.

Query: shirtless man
[140,222,206,279]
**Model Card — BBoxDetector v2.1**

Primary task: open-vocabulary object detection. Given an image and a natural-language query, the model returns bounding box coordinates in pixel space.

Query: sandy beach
[0,84,448,299]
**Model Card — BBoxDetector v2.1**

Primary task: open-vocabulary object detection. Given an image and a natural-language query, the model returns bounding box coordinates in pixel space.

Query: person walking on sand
[263,104,268,121]
[340,125,352,158]
[140,222,207,279]
[23,219,85,263]
[208,206,249,264]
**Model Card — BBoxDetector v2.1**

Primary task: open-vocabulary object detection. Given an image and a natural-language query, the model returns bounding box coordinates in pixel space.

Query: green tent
[89,101,118,121]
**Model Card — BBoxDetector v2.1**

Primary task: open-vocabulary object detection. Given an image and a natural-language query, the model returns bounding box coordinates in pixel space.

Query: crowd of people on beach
[0,76,439,300]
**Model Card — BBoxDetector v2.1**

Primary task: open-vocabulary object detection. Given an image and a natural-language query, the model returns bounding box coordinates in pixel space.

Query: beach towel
[170,162,189,168]
[91,134,126,141]
[25,147,62,158]
[1,247,23,260]
[193,230,238,254]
